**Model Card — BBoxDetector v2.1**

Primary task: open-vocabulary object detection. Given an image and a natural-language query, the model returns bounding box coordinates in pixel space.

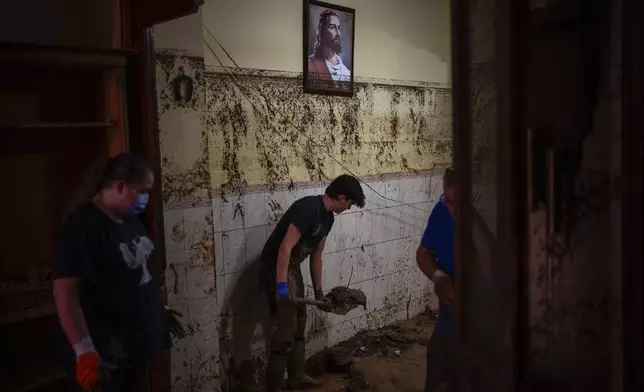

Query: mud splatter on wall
[156,50,211,208]
[156,51,452,202]
[204,69,452,195]
[156,50,450,392]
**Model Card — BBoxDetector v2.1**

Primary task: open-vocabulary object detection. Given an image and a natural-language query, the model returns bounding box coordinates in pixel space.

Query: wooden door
[452,0,644,390]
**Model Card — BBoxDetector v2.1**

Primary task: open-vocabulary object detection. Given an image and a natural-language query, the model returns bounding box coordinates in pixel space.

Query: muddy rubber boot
[285,340,323,390]
[266,351,288,392]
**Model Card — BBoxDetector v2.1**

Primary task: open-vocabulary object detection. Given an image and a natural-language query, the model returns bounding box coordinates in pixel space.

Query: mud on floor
[305,310,437,392]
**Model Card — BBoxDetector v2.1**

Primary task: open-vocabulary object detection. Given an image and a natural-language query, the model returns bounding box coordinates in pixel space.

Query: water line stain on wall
[157,50,452,206]
[204,71,453,198]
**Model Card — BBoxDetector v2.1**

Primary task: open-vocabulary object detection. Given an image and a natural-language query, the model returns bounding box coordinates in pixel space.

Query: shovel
[290,297,329,307]
[290,296,363,316]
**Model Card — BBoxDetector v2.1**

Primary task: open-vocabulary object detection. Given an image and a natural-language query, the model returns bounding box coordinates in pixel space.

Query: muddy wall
[153,2,452,390]
[156,49,451,392]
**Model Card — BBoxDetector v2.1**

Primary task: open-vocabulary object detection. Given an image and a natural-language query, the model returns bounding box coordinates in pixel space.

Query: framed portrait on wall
[303,0,356,96]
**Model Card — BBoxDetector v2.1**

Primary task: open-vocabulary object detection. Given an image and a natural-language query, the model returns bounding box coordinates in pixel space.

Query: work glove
[73,337,112,391]
[277,282,289,299]
[314,289,332,311]
[76,351,111,392]
[276,282,296,306]
[165,306,186,339]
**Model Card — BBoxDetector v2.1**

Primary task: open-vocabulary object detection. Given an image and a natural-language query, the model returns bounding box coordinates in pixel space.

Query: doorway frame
[621,0,644,389]
[452,0,644,390]
[449,0,529,388]
[123,1,203,391]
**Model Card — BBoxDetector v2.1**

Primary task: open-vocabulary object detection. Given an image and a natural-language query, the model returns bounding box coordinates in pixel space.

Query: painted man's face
[322,14,342,53]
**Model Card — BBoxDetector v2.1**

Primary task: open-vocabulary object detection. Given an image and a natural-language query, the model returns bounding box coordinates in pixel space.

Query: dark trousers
[266,266,307,353]
[425,314,456,392]
[264,265,310,391]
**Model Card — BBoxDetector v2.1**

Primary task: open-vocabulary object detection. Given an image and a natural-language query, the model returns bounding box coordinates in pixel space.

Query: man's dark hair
[443,168,456,188]
[325,174,365,208]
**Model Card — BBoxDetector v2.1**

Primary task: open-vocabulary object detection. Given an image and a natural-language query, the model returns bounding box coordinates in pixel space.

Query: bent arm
[417,245,455,303]
[276,224,302,284]
[310,237,326,294]
[416,245,441,282]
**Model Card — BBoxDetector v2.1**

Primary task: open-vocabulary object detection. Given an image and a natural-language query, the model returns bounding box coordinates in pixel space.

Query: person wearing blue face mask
[53,153,183,392]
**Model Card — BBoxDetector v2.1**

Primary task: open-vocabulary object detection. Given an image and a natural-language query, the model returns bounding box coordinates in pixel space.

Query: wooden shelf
[14,370,66,392]
[1,315,68,391]
[0,300,57,326]
[0,289,57,325]
[0,121,115,130]
[0,42,136,69]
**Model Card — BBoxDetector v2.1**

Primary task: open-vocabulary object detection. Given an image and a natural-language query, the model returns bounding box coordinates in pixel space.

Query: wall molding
[204,65,452,90]
[162,166,449,211]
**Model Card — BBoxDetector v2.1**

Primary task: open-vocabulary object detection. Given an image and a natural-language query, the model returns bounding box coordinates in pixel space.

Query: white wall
[162,173,442,391]
[154,10,205,56]
[200,0,451,83]
[155,0,452,82]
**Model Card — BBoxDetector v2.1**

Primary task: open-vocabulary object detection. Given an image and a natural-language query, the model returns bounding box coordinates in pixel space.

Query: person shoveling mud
[259,175,366,391]
[292,286,367,315]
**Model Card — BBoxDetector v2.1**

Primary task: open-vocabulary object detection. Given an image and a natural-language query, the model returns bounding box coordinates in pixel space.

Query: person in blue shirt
[416,168,456,392]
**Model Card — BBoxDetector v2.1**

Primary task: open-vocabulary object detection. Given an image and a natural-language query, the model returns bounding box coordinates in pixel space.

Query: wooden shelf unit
[0,121,115,130]
[0,289,57,326]
[0,41,129,392]
[0,42,135,69]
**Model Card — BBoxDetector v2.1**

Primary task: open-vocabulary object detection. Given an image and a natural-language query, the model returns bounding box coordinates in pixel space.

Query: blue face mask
[127,193,149,215]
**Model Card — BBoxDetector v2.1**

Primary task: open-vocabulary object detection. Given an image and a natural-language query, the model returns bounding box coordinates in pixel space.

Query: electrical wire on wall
[202,24,449,214]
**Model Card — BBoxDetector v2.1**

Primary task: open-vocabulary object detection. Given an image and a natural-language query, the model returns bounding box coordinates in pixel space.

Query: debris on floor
[306,308,437,391]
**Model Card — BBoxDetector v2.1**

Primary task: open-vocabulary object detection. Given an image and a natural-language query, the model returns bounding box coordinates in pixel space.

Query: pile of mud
[324,286,367,315]
[306,319,431,391]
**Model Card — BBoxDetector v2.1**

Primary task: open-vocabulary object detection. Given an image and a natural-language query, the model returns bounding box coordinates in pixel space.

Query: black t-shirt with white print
[55,202,171,367]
